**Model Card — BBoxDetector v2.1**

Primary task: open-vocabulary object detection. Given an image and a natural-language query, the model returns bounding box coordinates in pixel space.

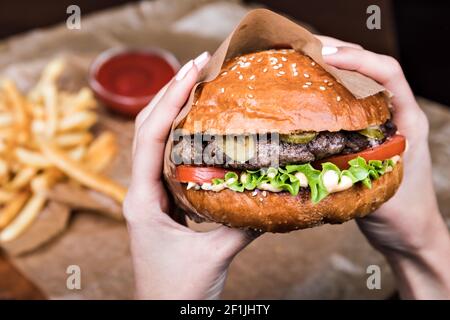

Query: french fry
[85,131,118,172]
[2,80,30,143]
[59,110,97,132]
[0,192,46,242]
[0,189,15,204]
[6,166,36,191]
[38,139,126,203]
[0,113,13,127]
[55,132,93,148]
[68,144,87,161]
[15,147,51,168]
[31,168,62,193]
[43,84,58,137]
[0,158,9,184]
[28,58,65,102]
[0,191,29,229]
[61,87,97,114]
[31,119,45,134]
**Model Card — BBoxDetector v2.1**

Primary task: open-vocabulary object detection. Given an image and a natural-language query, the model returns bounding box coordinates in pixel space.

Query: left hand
[123,52,257,300]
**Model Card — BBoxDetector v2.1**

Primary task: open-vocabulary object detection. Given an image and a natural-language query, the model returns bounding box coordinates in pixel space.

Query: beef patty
[172,121,397,170]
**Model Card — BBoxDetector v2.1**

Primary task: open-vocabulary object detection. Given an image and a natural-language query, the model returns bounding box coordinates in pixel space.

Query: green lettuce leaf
[202,156,397,204]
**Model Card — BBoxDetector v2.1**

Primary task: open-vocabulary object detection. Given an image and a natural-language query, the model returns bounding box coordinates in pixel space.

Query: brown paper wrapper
[163,8,388,220]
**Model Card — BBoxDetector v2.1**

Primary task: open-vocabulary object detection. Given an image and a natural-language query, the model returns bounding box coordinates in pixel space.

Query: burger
[169,49,405,232]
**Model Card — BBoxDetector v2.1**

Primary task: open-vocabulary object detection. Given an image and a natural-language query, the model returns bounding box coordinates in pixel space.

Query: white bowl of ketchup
[89,47,180,117]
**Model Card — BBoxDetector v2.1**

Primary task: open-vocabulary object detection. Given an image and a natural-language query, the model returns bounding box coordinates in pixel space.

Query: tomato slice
[314,134,406,170]
[175,166,230,184]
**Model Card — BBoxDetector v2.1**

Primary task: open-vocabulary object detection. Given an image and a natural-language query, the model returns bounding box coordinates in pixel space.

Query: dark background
[0,0,449,106]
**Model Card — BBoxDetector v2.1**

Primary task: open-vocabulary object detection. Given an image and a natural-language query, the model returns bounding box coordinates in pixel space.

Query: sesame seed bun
[182,160,403,233]
[180,49,391,134]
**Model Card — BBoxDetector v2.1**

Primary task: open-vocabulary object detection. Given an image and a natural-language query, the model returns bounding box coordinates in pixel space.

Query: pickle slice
[280,132,317,144]
[358,126,384,140]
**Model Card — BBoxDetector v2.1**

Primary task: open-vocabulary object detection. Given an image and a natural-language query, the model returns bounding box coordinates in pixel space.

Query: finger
[314,35,363,50]
[208,226,261,260]
[132,81,171,157]
[131,52,210,191]
[322,47,419,113]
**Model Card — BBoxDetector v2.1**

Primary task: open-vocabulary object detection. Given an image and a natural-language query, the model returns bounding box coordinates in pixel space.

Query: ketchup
[90,49,178,117]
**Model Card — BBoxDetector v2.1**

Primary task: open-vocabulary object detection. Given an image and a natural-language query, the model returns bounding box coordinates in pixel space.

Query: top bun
[180,49,390,134]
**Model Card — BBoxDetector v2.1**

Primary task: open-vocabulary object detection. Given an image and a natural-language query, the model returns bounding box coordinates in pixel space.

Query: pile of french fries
[0,59,126,243]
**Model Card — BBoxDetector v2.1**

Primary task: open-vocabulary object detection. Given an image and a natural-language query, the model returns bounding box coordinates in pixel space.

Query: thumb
[208,226,261,260]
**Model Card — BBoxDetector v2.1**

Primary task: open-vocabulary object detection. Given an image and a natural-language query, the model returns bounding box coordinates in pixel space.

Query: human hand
[318,36,450,298]
[124,52,257,300]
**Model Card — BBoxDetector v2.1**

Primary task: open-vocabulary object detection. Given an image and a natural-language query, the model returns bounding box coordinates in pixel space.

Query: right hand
[318,36,450,299]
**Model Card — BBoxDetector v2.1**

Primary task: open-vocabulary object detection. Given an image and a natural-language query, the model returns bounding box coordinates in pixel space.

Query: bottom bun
[182,161,403,233]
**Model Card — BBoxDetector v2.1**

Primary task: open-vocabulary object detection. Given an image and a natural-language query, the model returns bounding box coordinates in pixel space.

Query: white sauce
[322,170,353,193]
[200,183,212,191]
[267,171,277,179]
[211,183,226,192]
[258,183,282,193]
[186,182,198,190]
[294,172,308,188]
[391,155,401,164]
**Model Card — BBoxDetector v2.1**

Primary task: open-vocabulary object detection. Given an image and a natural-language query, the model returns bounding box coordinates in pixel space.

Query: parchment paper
[163,8,388,225]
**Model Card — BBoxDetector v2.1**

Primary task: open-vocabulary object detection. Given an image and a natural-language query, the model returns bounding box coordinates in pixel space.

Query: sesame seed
[292,63,297,68]
[278,71,286,75]
[319,86,326,91]
[273,65,280,70]
[262,191,267,197]
[277,63,283,68]
[259,197,264,202]
[324,79,329,83]
[305,81,312,85]
[248,85,254,90]
[302,85,309,88]
[249,75,256,80]
[238,74,243,80]
[281,57,287,62]
[220,88,225,93]
[293,72,298,76]
[311,61,316,66]
[328,82,333,86]
[231,65,238,71]
[221,71,228,76]
[269,57,278,65]
[249,56,255,61]
[337,96,342,101]
[240,62,251,68]
[257,58,263,62]
[248,94,254,98]
[263,68,268,73]
[304,73,310,78]
[252,190,258,197]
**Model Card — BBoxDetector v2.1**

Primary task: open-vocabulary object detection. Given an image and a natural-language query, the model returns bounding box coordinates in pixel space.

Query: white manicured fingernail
[322,46,338,56]
[194,51,209,69]
[176,60,194,81]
